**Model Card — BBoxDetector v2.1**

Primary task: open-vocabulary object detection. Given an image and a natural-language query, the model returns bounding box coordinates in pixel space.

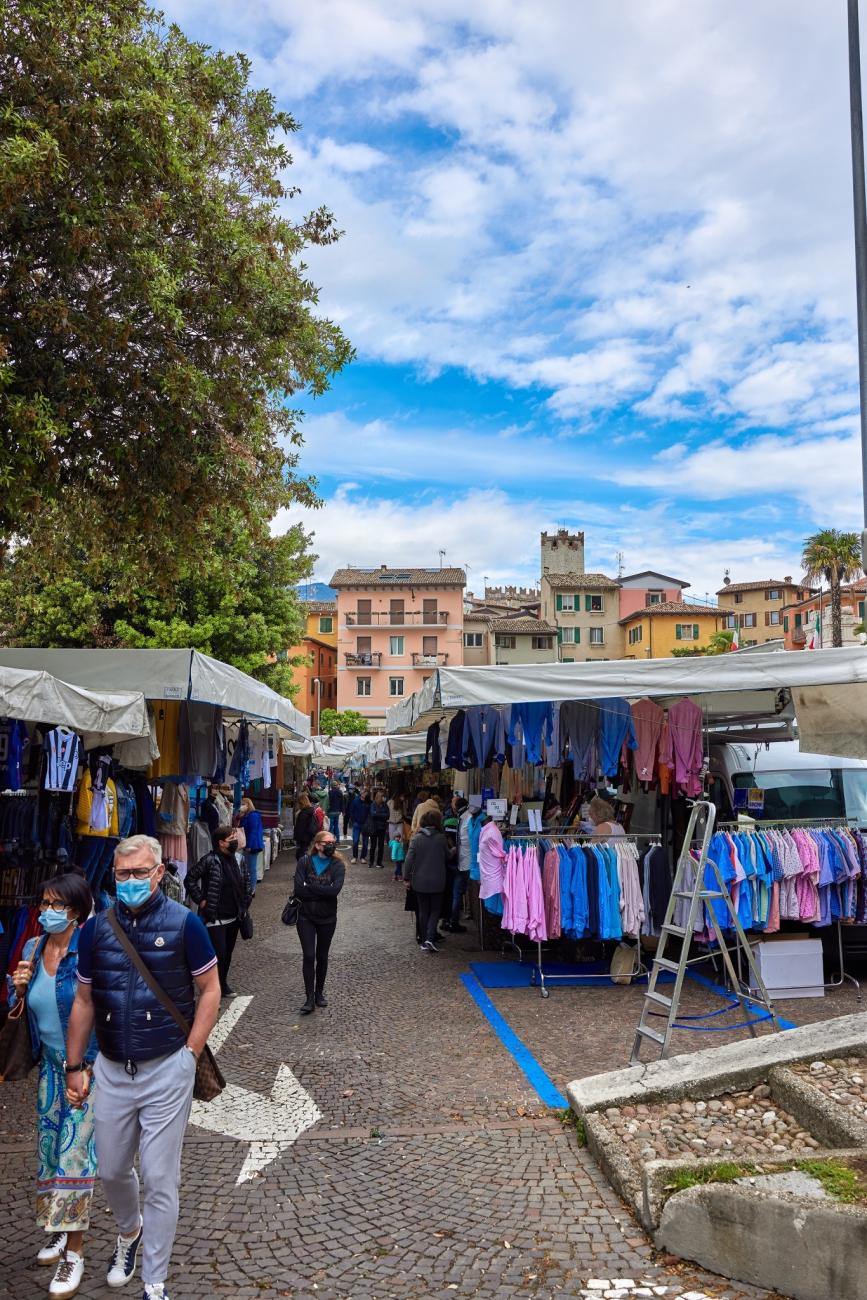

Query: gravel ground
[788,1055,867,1120]
[593,1086,822,1162]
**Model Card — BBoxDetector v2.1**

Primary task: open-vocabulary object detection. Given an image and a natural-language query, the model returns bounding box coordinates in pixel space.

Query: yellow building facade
[620,602,723,659]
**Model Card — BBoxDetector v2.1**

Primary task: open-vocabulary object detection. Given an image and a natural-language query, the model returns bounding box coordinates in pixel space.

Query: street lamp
[312,676,322,734]
[847,0,867,569]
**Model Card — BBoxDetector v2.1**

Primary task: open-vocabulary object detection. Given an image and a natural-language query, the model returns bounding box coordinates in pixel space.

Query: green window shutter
[795,613,802,628]
[675,624,682,640]
[784,616,789,632]
[694,624,699,641]
[575,627,580,644]
[557,627,563,643]
[584,594,592,611]
[556,593,563,612]
[860,601,865,620]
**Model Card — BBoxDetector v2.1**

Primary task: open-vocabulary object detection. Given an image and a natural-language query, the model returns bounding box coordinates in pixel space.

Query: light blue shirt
[28,963,65,1054]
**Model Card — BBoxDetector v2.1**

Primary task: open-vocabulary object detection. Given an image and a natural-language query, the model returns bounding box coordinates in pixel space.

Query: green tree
[0,1,352,559]
[801,529,862,648]
[706,629,736,655]
[0,504,312,696]
[318,709,369,737]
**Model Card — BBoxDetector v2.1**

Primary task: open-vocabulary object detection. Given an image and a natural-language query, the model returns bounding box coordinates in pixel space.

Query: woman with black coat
[367,789,390,868]
[403,809,455,952]
[186,824,253,997]
[293,792,317,860]
[294,828,346,1014]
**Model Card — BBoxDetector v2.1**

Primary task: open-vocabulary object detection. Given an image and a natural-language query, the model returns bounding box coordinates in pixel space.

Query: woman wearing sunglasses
[8,871,97,1298]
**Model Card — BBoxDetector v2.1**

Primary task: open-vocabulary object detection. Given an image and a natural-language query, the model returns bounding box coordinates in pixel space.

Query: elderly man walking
[65,835,221,1300]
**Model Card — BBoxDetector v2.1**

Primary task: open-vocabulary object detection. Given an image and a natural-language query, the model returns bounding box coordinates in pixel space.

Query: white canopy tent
[385,647,867,759]
[348,733,429,770]
[0,664,150,748]
[0,648,310,739]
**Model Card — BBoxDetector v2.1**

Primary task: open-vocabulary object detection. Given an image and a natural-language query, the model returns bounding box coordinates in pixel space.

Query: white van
[709,739,867,826]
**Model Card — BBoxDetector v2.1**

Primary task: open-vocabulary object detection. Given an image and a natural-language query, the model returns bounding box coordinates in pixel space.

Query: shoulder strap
[106,909,191,1037]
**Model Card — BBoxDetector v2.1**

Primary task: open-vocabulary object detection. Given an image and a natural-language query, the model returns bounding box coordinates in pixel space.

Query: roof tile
[620,601,723,624]
[329,566,466,587]
[544,571,620,591]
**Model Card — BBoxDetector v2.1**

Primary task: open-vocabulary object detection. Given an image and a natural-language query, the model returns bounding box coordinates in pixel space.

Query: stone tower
[540,528,585,577]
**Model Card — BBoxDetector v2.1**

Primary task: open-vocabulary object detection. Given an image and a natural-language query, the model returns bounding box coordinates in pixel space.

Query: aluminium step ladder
[631,800,782,1064]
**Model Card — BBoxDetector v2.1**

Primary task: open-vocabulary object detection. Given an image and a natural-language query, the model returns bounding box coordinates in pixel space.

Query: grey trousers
[93,1046,196,1285]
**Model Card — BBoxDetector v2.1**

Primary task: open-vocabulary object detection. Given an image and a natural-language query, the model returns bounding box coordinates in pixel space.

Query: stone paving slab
[0,847,784,1300]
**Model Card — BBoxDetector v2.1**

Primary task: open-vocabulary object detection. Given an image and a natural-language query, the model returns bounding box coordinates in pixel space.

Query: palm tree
[706,629,736,655]
[801,529,862,647]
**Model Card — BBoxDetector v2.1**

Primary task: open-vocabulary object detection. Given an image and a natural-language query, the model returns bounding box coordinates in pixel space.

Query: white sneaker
[49,1251,84,1298]
[144,1284,169,1299]
[106,1222,142,1287]
[37,1233,67,1265]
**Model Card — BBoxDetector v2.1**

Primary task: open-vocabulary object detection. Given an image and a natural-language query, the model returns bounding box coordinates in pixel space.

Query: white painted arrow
[189,997,322,1183]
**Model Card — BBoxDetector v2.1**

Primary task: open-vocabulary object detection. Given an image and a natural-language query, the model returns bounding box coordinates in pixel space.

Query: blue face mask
[116,877,155,909]
[39,907,72,934]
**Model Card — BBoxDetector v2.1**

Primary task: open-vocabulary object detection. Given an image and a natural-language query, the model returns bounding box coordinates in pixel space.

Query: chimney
[380,564,387,570]
[784,576,792,584]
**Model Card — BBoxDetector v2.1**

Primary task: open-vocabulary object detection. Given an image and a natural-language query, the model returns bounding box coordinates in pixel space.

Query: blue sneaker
[106,1223,142,1287]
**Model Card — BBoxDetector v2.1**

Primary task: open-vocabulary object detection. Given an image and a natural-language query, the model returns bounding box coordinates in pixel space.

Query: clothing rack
[713,816,861,1002]
[498,831,649,998]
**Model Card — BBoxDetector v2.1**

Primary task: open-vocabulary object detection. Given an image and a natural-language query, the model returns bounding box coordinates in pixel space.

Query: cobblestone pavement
[0,850,797,1300]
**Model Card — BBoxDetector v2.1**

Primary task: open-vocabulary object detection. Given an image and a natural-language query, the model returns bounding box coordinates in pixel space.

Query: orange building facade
[287,600,338,732]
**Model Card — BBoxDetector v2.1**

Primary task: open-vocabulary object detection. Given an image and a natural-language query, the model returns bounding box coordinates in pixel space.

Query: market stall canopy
[347,733,429,769]
[0,648,310,739]
[0,664,150,747]
[385,647,867,756]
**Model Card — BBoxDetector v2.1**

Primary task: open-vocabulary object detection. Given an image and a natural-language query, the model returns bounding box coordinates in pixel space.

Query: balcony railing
[411,652,450,666]
[345,610,450,626]
[344,651,382,667]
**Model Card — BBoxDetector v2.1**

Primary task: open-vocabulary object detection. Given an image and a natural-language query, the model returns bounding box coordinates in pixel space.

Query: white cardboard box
[749,938,825,1000]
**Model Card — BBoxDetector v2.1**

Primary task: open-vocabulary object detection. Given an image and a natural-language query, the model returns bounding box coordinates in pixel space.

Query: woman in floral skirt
[9,871,97,1299]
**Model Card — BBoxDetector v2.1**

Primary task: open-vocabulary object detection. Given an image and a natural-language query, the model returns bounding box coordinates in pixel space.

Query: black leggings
[207,920,239,994]
[297,915,337,999]
[368,828,386,864]
[415,891,443,944]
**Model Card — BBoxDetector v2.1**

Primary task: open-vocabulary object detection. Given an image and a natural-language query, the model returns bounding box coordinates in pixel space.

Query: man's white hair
[114,834,162,867]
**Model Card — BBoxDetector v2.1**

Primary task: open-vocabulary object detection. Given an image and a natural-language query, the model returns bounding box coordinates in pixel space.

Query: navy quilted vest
[90,891,195,1069]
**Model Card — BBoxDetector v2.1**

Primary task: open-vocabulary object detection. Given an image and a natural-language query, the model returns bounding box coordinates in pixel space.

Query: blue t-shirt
[311,854,332,876]
[28,963,65,1053]
[77,908,217,983]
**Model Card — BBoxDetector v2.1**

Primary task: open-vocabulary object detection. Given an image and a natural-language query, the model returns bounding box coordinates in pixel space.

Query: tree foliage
[801,529,862,648]
[318,709,369,737]
[0,1,352,559]
[0,504,312,696]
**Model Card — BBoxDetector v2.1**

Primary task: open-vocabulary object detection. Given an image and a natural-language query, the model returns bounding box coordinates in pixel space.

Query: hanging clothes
[444,711,468,771]
[630,699,664,784]
[559,701,598,781]
[598,697,637,779]
[667,697,704,796]
[507,703,553,766]
[425,721,442,773]
[42,727,80,794]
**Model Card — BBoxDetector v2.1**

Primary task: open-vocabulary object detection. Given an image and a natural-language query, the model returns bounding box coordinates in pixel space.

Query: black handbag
[281,896,300,927]
[0,938,44,1083]
[238,911,254,941]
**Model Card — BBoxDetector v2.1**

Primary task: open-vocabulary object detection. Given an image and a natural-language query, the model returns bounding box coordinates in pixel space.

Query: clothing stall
[383,647,867,1000]
[0,650,309,1002]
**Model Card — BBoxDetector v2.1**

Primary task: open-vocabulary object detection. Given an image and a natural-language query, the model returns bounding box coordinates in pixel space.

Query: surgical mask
[116,877,154,908]
[322,843,337,858]
[225,838,239,852]
[39,908,72,934]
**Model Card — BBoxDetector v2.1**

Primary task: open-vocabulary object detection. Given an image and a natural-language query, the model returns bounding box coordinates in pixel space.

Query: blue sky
[165,0,863,599]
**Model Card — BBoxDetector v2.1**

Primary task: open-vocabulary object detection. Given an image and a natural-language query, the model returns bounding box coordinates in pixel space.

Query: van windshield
[842,770,867,824]
[731,770,845,821]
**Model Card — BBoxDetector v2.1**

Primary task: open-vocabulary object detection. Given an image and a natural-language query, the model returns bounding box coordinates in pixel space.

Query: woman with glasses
[8,872,97,1299]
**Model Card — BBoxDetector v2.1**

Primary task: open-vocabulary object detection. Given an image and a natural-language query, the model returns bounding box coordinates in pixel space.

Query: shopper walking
[443,796,470,932]
[341,784,353,840]
[294,829,346,1014]
[186,826,254,997]
[403,810,454,952]
[327,782,345,839]
[9,872,97,1299]
[368,789,390,868]
[293,793,317,860]
[349,787,370,863]
[237,797,264,894]
[64,835,221,1300]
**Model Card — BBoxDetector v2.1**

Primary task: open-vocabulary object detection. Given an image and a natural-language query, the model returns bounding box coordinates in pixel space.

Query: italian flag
[730,624,740,651]
[806,609,821,650]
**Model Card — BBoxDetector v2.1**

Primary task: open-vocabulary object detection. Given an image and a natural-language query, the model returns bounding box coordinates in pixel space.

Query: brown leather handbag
[107,912,225,1102]
[0,938,44,1082]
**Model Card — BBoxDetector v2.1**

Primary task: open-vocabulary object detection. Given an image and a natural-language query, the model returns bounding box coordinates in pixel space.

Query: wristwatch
[185,1045,199,1059]
[65,1061,85,1073]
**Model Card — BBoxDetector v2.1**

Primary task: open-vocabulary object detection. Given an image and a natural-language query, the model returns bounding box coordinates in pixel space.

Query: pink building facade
[617,571,690,620]
[330,567,466,730]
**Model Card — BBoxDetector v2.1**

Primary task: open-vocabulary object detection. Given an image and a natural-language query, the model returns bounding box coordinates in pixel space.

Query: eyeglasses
[114,865,158,882]
[39,899,65,910]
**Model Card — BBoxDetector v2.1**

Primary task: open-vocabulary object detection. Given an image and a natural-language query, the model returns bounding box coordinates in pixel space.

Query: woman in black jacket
[403,809,454,952]
[367,788,390,868]
[186,824,253,997]
[293,792,317,860]
[294,828,346,1015]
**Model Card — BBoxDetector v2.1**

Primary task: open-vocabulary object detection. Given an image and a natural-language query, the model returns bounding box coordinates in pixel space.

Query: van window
[731,770,844,820]
[841,769,867,824]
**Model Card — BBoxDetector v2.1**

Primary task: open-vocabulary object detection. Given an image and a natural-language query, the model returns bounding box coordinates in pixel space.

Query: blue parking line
[460,972,569,1109]
[686,968,798,1030]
